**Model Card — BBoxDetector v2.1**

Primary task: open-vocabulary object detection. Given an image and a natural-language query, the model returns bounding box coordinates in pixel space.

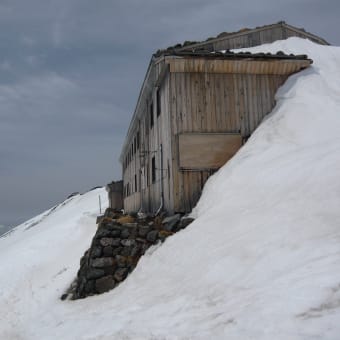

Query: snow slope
[1,38,340,339]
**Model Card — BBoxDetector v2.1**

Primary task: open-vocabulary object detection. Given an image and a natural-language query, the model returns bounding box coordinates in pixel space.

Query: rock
[114,268,128,282]
[140,243,150,255]
[102,246,113,256]
[122,224,138,237]
[103,266,116,275]
[96,215,104,224]
[130,245,141,257]
[112,247,123,256]
[121,239,135,247]
[91,257,115,268]
[95,276,116,293]
[99,217,114,226]
[120,246,132,256]
[90,246,102,258]
[84,280,95,294]
[117,215,135,225]
[138,225,150,237]
[101,237,121,247]
[123,222,138,228]
[104,208,120,219]
[100,237,117,247]
[162,214,181,231]
[109,228,122,237]
[86,268,105,280]
[120,228,130,238]
[177,217,195,230]
[60,293,68,301]
[80,252,89,266]
[162,214,181,225]
[146,230,159,243]
[95,228,112,239]
[115,255,127,267]
[158,230,173,241]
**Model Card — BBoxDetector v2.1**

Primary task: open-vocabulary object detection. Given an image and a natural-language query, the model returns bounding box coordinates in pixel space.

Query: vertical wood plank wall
[123,60,174,214]
[170,71,287,212]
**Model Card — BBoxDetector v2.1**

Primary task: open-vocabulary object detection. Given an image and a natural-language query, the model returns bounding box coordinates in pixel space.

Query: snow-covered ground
[1,38,340,339]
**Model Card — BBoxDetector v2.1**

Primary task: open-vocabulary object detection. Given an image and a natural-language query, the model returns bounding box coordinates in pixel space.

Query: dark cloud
[0,0,339,227]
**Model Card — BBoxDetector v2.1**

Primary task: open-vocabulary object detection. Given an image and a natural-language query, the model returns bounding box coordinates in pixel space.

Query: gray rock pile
[63,209,194,299]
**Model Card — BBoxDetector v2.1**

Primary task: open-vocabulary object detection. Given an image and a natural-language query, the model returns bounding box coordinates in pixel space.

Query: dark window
[150,102,154,128]
[137,131,140,149]
[156,88,161,117]
[134,137,137,154]
[151,156,156,183]
[146,165,149,186]
[135,174,137,192]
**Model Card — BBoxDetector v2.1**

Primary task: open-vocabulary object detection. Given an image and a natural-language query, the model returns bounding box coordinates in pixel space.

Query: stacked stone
[66,209,194,299]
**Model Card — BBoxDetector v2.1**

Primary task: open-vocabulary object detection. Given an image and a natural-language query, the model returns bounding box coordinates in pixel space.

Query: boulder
[177,217,195,230]
[90,246,102,258]
[162,214,181,231]
[95,228,112,239]
[138,225,150,237]
[91,257,116,268]
[95,276,116,293]
[120,246,132,257]
[115,255,127,267]
[121,239,135,247]
[114,268,128,282]
[146,230,159,243]
[86,268,105,280]
[158,230,173,241]
[102,246,113,256]
[120,228,130,238]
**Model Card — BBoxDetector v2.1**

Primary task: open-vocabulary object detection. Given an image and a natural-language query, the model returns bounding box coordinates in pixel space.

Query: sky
[0,0,339,227]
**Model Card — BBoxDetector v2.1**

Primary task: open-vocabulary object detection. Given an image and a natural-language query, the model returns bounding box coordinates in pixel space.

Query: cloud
[0,0,339,226]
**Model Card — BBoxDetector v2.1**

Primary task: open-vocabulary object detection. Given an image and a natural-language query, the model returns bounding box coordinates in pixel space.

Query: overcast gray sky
[0,0,339,227]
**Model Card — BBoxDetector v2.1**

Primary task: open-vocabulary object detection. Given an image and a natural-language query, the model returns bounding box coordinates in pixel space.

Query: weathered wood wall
[168,66,288,212]
[122,60,174,214]
[121,52,312,214]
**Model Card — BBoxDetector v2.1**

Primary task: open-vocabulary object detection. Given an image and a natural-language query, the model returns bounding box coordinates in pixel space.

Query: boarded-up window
[178,133,242,170]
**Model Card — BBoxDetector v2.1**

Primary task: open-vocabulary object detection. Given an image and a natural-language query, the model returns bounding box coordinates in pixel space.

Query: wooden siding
[168,58,311,75]
[123,60,174,214]
[121,52,312,214]
[178,133,242,170]
[169,68,288,212]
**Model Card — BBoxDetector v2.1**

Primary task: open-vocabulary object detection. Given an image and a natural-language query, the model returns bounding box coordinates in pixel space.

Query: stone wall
[63,209,194,299]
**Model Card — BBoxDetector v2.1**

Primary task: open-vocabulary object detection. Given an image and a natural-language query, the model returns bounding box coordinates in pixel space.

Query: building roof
[154,21,329,55]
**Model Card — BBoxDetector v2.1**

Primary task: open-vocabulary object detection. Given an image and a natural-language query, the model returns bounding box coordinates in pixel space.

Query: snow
[1,37,340,339]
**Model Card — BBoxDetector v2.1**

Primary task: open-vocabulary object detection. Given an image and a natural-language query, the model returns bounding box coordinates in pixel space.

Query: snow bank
[1,38,340,339]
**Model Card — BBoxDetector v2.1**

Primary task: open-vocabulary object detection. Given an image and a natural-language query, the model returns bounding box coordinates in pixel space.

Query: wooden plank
[178,133,242,170]
[204,72,211,132]
[169,58,311,75]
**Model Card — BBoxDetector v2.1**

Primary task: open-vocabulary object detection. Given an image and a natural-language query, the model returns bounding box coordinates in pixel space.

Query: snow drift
[1,38,340,339]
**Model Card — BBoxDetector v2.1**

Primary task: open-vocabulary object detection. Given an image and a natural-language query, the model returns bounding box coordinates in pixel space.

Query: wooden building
[119,22,324,214]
